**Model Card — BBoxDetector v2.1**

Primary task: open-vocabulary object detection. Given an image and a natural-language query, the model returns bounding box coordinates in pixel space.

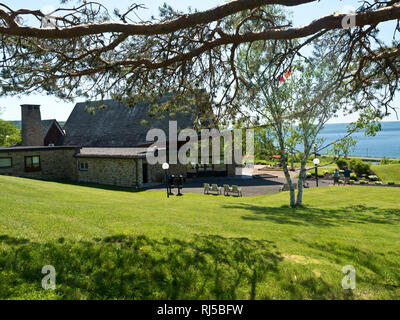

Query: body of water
[319,121,400,159]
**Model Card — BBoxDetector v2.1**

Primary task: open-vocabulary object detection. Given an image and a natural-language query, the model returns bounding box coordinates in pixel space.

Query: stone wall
[0,148,77,181]
[76,157,142,188]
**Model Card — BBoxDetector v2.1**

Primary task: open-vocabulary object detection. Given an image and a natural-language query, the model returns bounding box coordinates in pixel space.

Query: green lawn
[372,164,400,184]
[0,175,399,300]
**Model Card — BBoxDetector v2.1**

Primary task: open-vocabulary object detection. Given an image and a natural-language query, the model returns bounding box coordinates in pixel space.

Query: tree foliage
[0,1,398,125]
[0,119,21,146]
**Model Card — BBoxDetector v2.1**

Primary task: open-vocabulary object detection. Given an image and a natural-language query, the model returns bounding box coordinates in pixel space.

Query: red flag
[284,66,292,79]
[279,66,292,83]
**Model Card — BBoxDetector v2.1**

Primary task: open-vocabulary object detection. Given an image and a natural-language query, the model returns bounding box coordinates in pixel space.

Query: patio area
[144,168,331,197]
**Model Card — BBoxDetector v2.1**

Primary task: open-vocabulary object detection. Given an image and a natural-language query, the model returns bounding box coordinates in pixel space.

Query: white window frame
[79,162,89,171]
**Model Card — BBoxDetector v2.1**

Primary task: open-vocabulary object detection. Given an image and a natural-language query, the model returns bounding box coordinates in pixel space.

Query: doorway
[142,162,149,183]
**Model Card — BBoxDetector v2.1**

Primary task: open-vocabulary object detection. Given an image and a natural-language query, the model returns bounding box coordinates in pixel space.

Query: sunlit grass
[0,175,399,299]
[372,164,400,184]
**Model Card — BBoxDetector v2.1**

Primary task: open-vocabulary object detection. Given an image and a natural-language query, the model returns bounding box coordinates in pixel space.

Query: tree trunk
[296,160,307,206]
[281,159,296,207]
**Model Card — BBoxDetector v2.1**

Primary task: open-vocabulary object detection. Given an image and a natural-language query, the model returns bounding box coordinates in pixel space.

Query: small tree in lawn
[236,38,355,206]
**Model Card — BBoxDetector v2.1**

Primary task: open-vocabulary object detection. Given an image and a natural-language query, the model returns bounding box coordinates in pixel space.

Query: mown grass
[372,164,400,184]
[0,175,399,300]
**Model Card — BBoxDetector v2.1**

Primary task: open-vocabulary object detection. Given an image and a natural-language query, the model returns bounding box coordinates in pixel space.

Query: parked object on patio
[223,184,242,197]
[211,184,221,195]
[204,183,221,195]
[279,183,298,192]
[204,183,211,194]
[177,175,184,196]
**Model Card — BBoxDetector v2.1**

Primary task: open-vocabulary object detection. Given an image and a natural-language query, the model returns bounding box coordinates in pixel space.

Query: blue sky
[0,0,398,123]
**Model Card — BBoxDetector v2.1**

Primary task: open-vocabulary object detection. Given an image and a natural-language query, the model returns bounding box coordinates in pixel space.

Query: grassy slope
[372,164,400,183]
[0,175,399,300]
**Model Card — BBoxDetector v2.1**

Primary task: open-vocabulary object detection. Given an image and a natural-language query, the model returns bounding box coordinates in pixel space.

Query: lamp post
[162,162,170,198]
[313,158,320,187]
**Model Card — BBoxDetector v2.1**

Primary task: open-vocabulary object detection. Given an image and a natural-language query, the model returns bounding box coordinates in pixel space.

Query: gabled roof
[41,119,58,137]
[62,98,199,147]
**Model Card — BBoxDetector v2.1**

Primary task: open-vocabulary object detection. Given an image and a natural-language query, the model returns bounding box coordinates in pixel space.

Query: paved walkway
[144,173,332,197]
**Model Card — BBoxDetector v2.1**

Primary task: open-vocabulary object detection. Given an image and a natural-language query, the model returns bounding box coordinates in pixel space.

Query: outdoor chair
[203,183,211,194]
[223,184,231,196]
[210,184,221,195]
[231,185,242,197]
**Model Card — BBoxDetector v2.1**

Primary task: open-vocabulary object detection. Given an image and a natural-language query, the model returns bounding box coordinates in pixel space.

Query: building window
[25,156,41,172]
[0,158,12,168]
[79,162,89,171]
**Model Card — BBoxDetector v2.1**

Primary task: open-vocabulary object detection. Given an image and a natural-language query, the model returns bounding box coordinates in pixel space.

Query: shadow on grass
[0,234,364,300]
[223,203,400,227]
[54,180,143,193]
[0,234,281,300]
[299,239,400,295]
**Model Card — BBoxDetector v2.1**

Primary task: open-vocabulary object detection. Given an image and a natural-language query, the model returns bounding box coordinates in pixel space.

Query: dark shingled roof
[63,99,198,147]
[41,119,57,137]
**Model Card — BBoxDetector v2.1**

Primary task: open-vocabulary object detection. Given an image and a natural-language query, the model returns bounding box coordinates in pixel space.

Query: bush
[349,159,371,176]
[349,180,355,185]
[336,159,348,170]
[368,175,380,181]
[311,171,325,178]
[350,173,357,180]
[375,181,383,185]
[360,180,369,185]
[387,181,395,185]
[338,180,344,184]
[255,159,268,165]
[381,157,391,165]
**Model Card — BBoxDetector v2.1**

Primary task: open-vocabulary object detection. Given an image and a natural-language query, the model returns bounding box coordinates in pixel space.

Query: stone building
[0,99,236,188]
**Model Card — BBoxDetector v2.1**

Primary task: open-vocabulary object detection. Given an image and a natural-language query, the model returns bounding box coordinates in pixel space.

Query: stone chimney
[21,104,43,146]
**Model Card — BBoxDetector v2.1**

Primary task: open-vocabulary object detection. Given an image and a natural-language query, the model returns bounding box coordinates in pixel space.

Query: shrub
[387,181,395,185]
[255,160,268,165]
[360,180,369,184]
[350,173,357,180]
[310,171,325,178]
[368,175,380,181]
[349,159,371,176]
[336,159,348,170]
[381,157,391,165]
[338,180,344,184]
[375,181,383,185]
[349,180,355,185]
